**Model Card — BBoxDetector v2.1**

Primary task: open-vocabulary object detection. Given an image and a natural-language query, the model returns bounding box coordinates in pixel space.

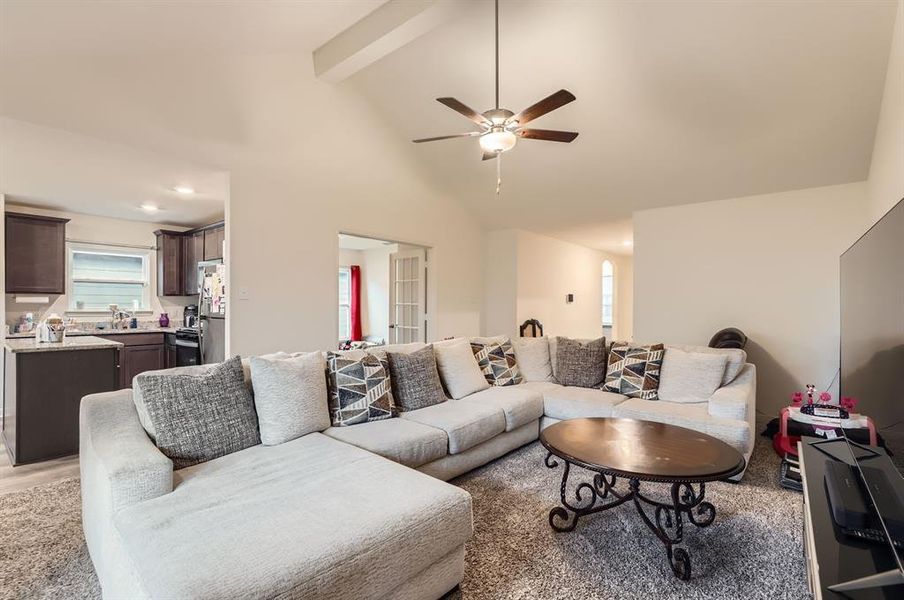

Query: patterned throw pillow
[386,345,448,411]
[603,343,665,399]
[137,356,261,469]
[555,337,607,388]
[470,338,523,386]
[326,352,396,426]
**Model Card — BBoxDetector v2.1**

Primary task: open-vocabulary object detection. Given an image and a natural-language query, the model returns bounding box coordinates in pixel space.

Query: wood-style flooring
[0,436,80,495]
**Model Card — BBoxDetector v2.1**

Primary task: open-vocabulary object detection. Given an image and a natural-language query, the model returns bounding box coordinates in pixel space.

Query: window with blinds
[338,267,351,340]
[602,260,614,327]
[68,245,151,312]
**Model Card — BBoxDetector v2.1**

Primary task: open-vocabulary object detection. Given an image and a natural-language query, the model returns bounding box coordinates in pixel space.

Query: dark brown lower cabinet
[2,347,120,465]
[102,333,166,388]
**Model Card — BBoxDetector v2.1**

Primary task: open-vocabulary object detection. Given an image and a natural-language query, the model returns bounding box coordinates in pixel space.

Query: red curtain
[350,265,363,341]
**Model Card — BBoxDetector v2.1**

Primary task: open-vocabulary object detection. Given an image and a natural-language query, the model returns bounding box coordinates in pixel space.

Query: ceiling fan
[412,0,578,191]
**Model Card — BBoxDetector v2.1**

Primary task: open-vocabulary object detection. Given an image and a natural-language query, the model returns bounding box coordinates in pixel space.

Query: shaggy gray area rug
[0,437,804,599]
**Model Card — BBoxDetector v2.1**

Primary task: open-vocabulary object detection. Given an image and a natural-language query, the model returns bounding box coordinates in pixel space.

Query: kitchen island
[3,336,122,465]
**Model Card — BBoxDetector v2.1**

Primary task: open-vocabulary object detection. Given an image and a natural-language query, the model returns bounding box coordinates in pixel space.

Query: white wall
[484,229,633,340]
[611,254,634,342]
[634,182,868,417]
[361,244,396,342]
[4,204,196,329]
[866,0,904,224]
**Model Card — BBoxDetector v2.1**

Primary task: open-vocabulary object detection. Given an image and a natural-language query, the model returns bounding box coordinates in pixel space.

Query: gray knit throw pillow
[555,337,607,388]
[138,356,261,469]
[386,345,448,411]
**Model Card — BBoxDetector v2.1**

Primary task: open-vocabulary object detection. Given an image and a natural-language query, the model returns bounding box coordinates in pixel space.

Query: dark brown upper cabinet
[155,230,184,296]
[203,224,224,261]
[183,230,204,296]
[5,212,70,294]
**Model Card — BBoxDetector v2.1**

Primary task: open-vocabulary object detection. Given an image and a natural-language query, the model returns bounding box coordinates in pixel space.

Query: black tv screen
[840,197,904,470]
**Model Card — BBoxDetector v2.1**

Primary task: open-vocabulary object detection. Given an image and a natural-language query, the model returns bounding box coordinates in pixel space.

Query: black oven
[173,328,201,367]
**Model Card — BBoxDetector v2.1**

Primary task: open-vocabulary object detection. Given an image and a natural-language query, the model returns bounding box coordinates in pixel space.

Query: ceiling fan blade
[437,97,492,126]
[508,89,576,126]
[515,128,579,143]
[412,132,480,143]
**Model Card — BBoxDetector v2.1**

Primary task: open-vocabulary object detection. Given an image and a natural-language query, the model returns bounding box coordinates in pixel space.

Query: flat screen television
[841,196,904,467]
[838,196,904,591]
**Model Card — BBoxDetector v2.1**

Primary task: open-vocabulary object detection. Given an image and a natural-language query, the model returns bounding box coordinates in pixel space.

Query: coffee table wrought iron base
[544,452,717,580]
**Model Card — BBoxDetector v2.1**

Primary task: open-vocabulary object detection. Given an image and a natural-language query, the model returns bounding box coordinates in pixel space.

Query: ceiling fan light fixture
[479,129,517,154]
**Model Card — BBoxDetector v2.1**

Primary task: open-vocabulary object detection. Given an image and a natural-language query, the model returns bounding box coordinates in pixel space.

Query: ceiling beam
[313,0,461,83]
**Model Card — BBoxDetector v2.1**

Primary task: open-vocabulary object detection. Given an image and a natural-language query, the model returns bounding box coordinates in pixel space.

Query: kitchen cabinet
[183,230,204,296]
[3,339,120,465]
[203,224,224,261]
[5,212,70,294]
[104,333,165,388]
[155,229,183,296]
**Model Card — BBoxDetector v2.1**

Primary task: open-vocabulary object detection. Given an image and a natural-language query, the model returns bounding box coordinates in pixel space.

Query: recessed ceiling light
[174,186,195,195]
[140,203,160,212]
[622,240,633,247]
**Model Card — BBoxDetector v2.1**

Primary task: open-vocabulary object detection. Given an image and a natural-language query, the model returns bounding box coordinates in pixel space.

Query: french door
[388,248,426,343]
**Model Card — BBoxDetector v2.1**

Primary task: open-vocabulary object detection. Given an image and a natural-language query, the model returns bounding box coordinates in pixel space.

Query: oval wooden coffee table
[540,417,745,580]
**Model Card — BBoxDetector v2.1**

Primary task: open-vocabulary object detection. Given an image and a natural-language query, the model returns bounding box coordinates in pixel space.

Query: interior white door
[389,248,427,344]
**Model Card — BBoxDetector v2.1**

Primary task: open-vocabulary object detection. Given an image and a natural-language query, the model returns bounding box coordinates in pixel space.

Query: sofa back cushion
[387,345,448,411]
[135,356,261,469]
[433,338,490,399]
[665,344,747,385]
[658,347,729,403]
[251,352,331,444]
[511,337,554,382]
[470,338,523,386]
[555,337,607,388]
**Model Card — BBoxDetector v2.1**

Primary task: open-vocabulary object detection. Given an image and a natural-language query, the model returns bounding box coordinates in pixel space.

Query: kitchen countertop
[5,335,124,354]
[6,326,178,339]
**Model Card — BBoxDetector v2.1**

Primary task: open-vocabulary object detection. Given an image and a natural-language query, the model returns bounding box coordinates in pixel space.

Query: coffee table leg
[632,481,715,580]
[544,453,631,533]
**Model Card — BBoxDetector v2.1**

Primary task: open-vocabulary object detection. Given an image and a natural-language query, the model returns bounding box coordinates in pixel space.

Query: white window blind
[338,267,351,340]
[602,260,614,327]
[69,246,150,312]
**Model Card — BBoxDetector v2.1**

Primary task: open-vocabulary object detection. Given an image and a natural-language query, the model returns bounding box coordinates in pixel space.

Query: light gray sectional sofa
[80,337,755,599]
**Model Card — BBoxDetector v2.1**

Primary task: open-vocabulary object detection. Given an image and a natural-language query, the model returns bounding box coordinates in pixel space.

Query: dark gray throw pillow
[386,345,448,411]
[555,337,607,388]
[137,356,261,469]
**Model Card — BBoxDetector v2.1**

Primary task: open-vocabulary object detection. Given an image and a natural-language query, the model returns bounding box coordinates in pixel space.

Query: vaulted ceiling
[0,1,898,252]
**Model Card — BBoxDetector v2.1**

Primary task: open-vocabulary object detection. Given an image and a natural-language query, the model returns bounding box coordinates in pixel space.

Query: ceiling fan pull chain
[496,152,502,195]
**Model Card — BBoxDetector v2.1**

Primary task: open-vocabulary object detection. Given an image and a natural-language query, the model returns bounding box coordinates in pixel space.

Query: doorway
[337,233,429,349]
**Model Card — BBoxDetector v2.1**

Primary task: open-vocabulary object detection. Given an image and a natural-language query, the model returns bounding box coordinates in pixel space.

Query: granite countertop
[5,335,124,354]
[6,326,178,339]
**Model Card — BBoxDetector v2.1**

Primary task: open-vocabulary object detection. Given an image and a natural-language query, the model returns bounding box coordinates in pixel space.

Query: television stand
[799,438,904,598]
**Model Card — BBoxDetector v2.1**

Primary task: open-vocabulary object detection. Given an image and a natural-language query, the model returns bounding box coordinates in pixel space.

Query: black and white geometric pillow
[470,339,523,386]
[326,352,396,426]
[603,343,665,400]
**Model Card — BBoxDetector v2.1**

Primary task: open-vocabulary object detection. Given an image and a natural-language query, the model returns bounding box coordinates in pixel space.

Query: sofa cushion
[326,352,396,426]
[457,385,543,431]
[116,433,472,600]
[323,418,447,468]
[400,400,506,454]
[512,337,554,382]
[387,345,448,411]
[135,356,261,469]
[612,398,751,454]
[538,383,629,420]
[367,342,426,358]
[666,344,747,385]
[554,337,607,388]
[250,352,331,445]
[658,347,729,403]
[470,338,523,386]
[433,338,490,399]
[603,343,665,400]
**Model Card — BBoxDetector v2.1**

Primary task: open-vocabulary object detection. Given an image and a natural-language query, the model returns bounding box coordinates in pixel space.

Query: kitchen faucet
[109,304,133,329]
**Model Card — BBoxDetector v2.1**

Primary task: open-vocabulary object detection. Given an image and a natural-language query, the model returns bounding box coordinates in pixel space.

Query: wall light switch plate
[238,287,250,300]
[565,293,574,304]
